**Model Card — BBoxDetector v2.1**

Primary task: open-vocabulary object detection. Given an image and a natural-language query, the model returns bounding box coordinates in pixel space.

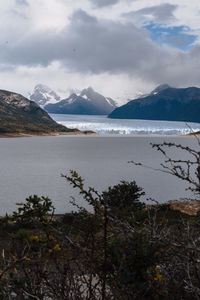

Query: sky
[1,0,200,103]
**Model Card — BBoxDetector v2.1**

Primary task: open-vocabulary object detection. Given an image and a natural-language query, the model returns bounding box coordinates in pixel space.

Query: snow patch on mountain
[82,94,89,100]
[30,84,61,107]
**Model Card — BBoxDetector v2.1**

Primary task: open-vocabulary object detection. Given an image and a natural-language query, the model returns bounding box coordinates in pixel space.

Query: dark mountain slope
[0,90,75,135]
[109,87,200,123]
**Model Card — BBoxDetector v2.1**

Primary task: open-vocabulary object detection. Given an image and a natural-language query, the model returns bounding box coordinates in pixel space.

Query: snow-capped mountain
[150,84,171,95]
[30,84,61,107]
[134,84,172,100]
[80,87,116,107]
[44,87,117,115]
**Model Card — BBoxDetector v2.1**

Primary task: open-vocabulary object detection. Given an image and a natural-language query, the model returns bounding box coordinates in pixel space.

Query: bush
[12,195,54,226]
[102,181,145,221]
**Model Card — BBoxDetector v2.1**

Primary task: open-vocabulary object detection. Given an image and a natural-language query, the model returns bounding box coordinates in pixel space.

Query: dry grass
[170,199,200,215]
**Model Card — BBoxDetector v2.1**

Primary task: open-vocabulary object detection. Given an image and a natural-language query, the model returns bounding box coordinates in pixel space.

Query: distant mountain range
[0,90,76,136]
[30,85,117,115]
[109,85,200,123]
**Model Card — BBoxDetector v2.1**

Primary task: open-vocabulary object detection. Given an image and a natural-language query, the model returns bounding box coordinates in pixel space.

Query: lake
[0,134,199,215]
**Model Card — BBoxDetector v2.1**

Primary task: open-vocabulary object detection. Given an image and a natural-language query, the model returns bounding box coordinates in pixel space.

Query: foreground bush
[0,173,199,299]
[1,138,200,299]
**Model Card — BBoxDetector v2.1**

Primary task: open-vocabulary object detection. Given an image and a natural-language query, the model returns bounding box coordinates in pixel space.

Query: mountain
[0,89,76,136]
[150,84,171,95]
[30,84,61,107]
[135,84,172,99]
[44,87,117,115]
[108,86,200,123]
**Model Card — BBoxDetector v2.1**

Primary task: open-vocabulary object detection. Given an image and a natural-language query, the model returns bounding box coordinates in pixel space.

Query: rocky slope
[0,90,76,136]
[109,86,200,123]
[44,87,117,115]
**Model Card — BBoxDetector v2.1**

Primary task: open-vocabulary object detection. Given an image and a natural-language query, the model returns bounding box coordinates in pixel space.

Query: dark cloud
[1,9,200,88]
[15,0,29,5]
[72,9,97,23]
[90,0,118,8]
[124,3,177,23]
[1,9,167,72]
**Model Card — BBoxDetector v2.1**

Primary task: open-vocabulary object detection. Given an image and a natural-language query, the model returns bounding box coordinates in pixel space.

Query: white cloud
[0,62,153,103]
[0,0,200,103]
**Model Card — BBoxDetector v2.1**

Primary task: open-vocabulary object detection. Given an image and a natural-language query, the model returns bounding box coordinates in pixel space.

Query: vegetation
[0,140,200,299]
[0,90,77,135]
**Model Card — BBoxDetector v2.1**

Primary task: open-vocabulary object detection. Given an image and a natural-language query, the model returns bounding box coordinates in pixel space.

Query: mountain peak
[80,87,95,98]
[34,84,51,92]
[45,87,117,115]
[30,84,61,107]
[83,86,94,93]
[151,84,172,95]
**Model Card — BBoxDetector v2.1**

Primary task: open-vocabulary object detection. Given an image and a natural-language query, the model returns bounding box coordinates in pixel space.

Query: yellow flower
[154,273,163,281]
[24,256,31,262]
[53,244,61,251]
[30,235,40,242]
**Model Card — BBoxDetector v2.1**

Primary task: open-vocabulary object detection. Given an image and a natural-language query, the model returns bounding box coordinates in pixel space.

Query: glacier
[51,114,200,135]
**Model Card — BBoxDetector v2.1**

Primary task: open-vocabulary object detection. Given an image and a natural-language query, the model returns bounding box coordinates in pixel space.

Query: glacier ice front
[51,114,200,136]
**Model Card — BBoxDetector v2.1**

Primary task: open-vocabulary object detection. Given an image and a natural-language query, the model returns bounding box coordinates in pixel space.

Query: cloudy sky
[1,0,200,103]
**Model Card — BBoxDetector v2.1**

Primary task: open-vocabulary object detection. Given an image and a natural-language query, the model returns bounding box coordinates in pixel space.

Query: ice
[51,114,200,136]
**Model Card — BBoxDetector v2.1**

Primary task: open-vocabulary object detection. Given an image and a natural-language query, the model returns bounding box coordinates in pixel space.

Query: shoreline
[0,131,99,138]
[0,131,198,139]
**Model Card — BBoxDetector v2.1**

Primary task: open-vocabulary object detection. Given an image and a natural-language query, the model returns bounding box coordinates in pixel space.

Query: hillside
[109,86,200,123]
[0,89,77,136]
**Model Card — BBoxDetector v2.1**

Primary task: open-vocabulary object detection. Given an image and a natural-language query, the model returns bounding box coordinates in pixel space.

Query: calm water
[0,135,198,215]
[51,114,200,135]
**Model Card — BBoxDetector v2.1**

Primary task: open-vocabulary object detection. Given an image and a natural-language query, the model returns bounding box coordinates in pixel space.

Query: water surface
[0,135,198,215]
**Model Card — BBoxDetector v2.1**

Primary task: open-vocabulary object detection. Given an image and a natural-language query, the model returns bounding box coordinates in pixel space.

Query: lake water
[51,114,200,135]
[0,134,199,215]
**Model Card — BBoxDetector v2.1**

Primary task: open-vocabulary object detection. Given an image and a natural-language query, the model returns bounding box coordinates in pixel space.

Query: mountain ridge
[44,87,117,115]
[0,89,78,136]
[108,86,200,123]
